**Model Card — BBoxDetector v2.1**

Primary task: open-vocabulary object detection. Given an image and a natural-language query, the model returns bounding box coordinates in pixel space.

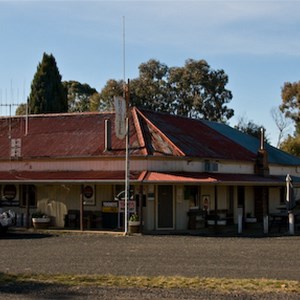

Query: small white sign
[118,200,136,213]
[114,96,126,140]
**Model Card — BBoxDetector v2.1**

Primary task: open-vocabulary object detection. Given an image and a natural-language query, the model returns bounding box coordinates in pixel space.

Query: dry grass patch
[0,273,299,295]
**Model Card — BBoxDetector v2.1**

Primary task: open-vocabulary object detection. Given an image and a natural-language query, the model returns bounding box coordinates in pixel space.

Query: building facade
[0,107,299,233]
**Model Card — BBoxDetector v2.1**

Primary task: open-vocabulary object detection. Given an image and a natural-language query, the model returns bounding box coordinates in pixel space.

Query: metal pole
[124,117,129,234]
[80,185,84,231]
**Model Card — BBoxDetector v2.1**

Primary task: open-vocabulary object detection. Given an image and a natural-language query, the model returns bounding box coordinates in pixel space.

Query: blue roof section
[202,120,300,166]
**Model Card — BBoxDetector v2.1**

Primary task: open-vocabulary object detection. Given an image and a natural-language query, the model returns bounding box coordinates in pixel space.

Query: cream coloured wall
[0,157,256,175]
[216,186,227,210]
[269,165,299,177]
[244,187,254,217]
[269,187,281,213]
[37,184,114,227]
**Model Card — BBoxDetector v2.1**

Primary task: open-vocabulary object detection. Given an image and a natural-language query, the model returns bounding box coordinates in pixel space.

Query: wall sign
[1,185,19,206]
[83,185,95,205]
[3,185,17,200]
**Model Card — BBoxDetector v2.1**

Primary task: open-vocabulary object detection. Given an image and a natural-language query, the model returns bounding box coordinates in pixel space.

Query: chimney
[104,119,112,152]
[260,127,264,150]
[255,127,269,176]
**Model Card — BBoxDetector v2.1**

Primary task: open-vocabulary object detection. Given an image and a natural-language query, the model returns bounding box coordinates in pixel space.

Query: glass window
[184,186,199,208]
[21,185,36,207]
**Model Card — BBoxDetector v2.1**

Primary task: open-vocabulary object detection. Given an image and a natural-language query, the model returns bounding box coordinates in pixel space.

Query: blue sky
[0,0,300,146]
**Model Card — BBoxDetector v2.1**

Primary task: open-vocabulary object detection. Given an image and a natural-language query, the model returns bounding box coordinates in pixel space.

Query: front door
[157,185,173,229]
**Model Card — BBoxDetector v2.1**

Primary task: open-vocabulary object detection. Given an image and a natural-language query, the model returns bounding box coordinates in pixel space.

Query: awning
[141,171,290,186]
[0,170,142,184]
[0,170,297,186]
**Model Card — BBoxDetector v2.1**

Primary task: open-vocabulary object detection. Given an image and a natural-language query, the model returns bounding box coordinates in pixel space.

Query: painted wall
[0,157,256,175]
[37,184,114,227]
[245,187,254,217]
[269,187,281,213]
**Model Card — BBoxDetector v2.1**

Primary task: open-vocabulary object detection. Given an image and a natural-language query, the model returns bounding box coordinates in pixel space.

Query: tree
[15,104,27,115]
[235,116,269,143]
[98,79,124,111]
[100,59,234,123]
[63,81,98,112]
[28,53,67,114]
[130,59,170,112]
[270,107,291,148]
[277,81,300,155]
[280,81,300,126]
[168,59,233,122]
[280,134,300,156]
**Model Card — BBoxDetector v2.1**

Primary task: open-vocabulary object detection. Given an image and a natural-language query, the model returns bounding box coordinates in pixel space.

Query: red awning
[0,170,142,183]
[0,170,288,186]
[141,171,286,185]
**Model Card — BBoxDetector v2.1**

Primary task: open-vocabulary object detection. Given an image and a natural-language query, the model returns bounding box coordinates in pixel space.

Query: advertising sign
[118,200,136,213]
[114,96,126,139]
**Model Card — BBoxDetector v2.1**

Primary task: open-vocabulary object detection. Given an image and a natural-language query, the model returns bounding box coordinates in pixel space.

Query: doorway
[157,185,174,229]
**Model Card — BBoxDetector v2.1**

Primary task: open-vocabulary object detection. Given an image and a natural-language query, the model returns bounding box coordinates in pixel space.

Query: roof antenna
[24,80,29,136]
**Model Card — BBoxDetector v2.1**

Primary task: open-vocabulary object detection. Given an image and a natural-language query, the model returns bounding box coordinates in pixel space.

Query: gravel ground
[0,230,300,299]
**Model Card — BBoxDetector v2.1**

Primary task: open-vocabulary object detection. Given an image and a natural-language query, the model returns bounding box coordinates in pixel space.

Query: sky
[0,0,300,146]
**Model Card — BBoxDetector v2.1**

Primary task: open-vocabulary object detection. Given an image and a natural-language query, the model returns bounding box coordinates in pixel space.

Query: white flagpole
[123,16,130,235]
[124,116,129,235]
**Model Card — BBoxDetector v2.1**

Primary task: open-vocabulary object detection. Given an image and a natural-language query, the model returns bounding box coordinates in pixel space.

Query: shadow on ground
[0,230,54,240]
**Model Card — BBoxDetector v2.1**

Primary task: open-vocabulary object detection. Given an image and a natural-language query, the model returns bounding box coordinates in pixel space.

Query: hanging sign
[113,96,126,139]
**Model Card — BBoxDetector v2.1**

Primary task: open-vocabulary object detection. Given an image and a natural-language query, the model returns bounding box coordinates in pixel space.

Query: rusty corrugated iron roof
[0,112,144,159]
[0,107,298,166]
[137,109,256,161]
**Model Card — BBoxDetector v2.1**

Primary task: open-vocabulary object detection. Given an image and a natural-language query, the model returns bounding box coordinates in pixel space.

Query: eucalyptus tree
[63,80,97,112]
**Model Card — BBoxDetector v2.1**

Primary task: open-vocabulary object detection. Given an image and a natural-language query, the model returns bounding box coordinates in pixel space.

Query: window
[204,160,219,172]
[21,185,36,207]
[184,186,199,208]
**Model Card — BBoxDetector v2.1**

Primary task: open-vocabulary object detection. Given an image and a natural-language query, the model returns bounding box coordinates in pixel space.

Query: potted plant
[128,214,140,234]
[32,211,51,229]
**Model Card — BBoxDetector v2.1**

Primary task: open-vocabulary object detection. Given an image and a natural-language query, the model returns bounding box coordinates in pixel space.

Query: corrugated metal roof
[0,112,143,159]
[138,109,256,161]
[202,120,300,166]
[0,108,298,167]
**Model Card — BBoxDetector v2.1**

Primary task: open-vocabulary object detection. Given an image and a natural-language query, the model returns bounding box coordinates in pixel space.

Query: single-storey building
[0,107,299,233]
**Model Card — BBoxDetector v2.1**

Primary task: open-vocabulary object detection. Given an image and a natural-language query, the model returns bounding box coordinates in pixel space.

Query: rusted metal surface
[0,108,298,167]
[139,110,256,161]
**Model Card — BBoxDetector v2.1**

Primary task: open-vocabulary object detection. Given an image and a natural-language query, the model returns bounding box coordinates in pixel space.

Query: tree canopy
[280,134,300,156]
[280,81,300,125]
[98,59,234,123]
[18,56,234,124]
[28,53,67,114]
[278,81,300,155]
[63,81,97,112]
[234,117,269,143]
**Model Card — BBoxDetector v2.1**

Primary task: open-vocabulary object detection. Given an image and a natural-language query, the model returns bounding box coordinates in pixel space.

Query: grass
[0,273,299,295]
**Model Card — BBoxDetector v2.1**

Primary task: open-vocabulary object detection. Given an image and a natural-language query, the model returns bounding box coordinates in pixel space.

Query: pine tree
[28,53,67,114]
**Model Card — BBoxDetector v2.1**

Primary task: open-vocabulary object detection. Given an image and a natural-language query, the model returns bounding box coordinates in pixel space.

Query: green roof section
[202,120,300,166]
